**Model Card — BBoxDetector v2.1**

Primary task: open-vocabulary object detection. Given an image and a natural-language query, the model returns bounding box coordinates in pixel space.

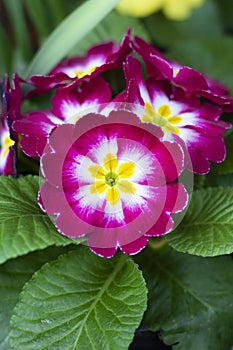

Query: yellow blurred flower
[116,0,205,20]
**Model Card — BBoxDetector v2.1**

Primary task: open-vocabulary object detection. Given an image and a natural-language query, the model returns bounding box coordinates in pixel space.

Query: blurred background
[0,0,233,95]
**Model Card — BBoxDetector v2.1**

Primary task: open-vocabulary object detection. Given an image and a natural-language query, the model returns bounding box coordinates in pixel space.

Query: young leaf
[10,248,147,350]
[0,175,81,264]
[135,245,233,350]
[0,246,69,350]
[24,0,120,78]
[166,187,233,256]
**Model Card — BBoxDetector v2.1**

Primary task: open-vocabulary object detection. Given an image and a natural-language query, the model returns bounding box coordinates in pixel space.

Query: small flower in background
[116,0,205,20]
[0,116,16,176]
[13,76,112,157]
[132,36,233,112]
[0,75,21,176]
[39,109,188,258]
[29,31,131,93]
[121,56,231,174]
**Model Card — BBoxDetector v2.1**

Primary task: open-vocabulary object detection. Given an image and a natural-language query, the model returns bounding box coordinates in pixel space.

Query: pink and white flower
[39,109,188,258]
[13,76,112,157]
[0,74,21,176]
[0,117,16,176]
[132,36,233,112]
[29,31,131,92]
[121,56,231,174]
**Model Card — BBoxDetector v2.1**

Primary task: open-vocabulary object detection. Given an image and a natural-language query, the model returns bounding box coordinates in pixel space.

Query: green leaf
[0,22,12,73]
[24,0,53,42]
[24,0,120,78]
[45,0,66,26]
[135,245,233,350]
[3,0,33,61]
[69,11,150,56]
[166,187,233,256]
[10,248,147,350]
[0,175,81,264]
[168,36,233,94]
[0,246,69,350]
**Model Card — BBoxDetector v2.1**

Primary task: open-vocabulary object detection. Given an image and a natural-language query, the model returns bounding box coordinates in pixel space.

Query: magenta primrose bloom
[13,76,112,157]
[0,75,21,176]
[0,114,16,176]
[121,56,231,174]
[29,31,131,92]
[39,110,188,258]
[132,36,233,112]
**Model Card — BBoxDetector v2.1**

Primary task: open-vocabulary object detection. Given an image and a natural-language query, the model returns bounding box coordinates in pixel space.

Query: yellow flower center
[74,66,98,79]
[88,153,136,205]
[142,102,182,135]
[1,135,15,159]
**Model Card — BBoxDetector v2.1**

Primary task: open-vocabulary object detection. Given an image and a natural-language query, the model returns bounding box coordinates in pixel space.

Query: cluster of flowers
[1,31,233,257]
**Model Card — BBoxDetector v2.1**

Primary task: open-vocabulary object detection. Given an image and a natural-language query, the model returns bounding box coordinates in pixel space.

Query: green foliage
[166,187,233,256]
[10,248,147,350]
[0,176,81,264]
[3,0,32,61]
[0,246,70,350]
[135,245,233,350]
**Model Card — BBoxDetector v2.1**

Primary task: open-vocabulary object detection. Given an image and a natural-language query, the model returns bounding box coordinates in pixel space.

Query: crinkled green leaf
[0,176,81,264]
[10,248,147,350]
[0,246,69,350]
[135,245,233,350]
[166,187,233,256]
[24,0,120,77]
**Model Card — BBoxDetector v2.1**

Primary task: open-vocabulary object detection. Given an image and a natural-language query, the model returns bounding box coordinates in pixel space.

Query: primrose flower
[39,109,188,258]
[13,76,112,157]
[116,0,205,20]
[132,36,233,112]
[0,75,21,176]
[29,31,131,92]
[0,115,16,176]
[121,56,231,174]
